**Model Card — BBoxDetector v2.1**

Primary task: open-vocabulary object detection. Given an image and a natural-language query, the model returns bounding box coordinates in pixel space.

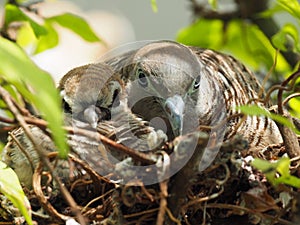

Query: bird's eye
[137,69,148,87]
[194,75,201,89]
[112,89,120,107]
[62,98,72,113]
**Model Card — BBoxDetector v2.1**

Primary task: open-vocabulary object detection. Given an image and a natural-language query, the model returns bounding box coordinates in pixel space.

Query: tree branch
[0,86,87,225]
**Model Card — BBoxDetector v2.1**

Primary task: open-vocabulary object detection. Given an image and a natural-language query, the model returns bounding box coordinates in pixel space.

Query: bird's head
[59,63,124,128]
[126,41,203,139]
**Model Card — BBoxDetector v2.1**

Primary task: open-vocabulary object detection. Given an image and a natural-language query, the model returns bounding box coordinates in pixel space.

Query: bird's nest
[5,133,298,225]
[1,69,300,225]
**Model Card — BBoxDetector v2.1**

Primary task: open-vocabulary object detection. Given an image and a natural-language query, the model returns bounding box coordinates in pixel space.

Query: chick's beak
[83,80,122,128]
[164,94,185,137]
[83,105,99,129]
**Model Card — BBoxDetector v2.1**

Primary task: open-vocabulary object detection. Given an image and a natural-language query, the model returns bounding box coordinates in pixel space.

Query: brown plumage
[59,63,166,154]
[104,40,282,151]
[2,63,166,188]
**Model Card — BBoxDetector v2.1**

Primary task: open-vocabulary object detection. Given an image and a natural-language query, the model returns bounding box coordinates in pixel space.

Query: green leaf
[237,105,300,135]
[252,157,300,188]
[0,37,68,158]
[275,174,300,188]
[224,21,289,73]
[251,158,277,184]
[276,0,300,21]
[259,4,285,18]
[0,161,33,225]
[276,157,291,177]
[236,105,271,117]
[47,13,101,43]
[272,23,300,53]
[251,158,277,173]
[1,84,23,119]
[3,83,25,107]
[16,18,61,54]
[35,21,59,54]
[16,22,37,49]
[0,142,4,153]
[177,19,290,73]
[14,11,100,53]
[208,0,217,10]
[4,4,47,38]
[151,0,158,12]
[275,157,300,188]
[177,19,224,49]
[289,97,300,117]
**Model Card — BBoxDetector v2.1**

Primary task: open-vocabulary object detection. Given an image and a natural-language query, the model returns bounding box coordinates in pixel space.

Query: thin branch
[253,13,299,68]
[167,132,209,220]
[65,126,157,165]
[156,179,169,225]
[277,68,300,114]
[259,49,279,98]
[283,93,300,107]
[0,114,158,165]
[275,68,300,158]
[205,203,294,225]
[0,86,87,225]
[189,0,239,22]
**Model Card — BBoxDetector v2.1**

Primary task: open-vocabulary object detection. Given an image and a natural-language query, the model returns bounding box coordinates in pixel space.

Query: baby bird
[58,63,123,128]
[2,63,166,188]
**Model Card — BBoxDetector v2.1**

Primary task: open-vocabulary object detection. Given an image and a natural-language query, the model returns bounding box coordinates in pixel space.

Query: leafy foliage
[220,21,288,72]
[4,4,47,38]
[0,0,103,222]
[4,4,101,54]
[151,0,158,13]
[34,20,59,53]
[252,157,300,188]
[177,0,300,132]
[272,23,300,52]
[0,0,300,223]
[0,36,68,158]
[237,105,300,135]
[47,13,100,42]
[208,0,217,10]
[0,162,32,225]
[177,18,290,74]
[276,0,300,21]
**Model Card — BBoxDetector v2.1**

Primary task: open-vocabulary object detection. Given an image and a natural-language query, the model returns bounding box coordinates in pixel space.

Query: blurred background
[0,0,297,83]
[0,0,191,83]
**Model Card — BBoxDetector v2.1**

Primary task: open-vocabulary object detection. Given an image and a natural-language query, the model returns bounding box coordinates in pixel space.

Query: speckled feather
[104,41,282,151]
[2,63,167,188]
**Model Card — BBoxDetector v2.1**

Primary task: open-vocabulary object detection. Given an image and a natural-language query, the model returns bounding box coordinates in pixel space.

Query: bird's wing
[189,46,263,101]
[189,46,282,150]
[97,104,167,154]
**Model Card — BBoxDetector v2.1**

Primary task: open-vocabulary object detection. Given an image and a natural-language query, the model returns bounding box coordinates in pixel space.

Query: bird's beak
[164,94,185,137]
[83,105,99,129]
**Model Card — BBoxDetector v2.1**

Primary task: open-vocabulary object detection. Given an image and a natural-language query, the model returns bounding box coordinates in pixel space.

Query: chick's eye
[137,69,148,87]
[194,75,201,89]
[62,98,72,113]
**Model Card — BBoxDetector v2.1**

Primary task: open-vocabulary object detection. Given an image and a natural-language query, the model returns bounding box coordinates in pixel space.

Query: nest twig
[1,70,300,224]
